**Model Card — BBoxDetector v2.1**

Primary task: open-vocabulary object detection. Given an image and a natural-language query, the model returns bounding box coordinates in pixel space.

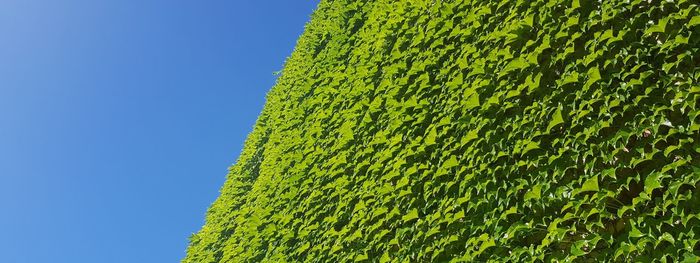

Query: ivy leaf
[396,176,410,189]
[354,253,369,262]
[295,242,311,254]
[464,92,480,109]
[644,172,663,195]
[689,16,700,27]
[373,207,389,218]
[524,14,534,27]
[476,234,496,254]
[629,223,645,238]
[574,175,599,196]
[503,57,529,73]
[523,72,542,93]
[570,240,588,256]
[614,242,637,260]
[584,68,601,88]
[572,0,580,9]
[645,17,669,35]
[682,252,700,263]
[402,209,419,223]
[379,252,391,263]
[547,108,565,131]
[566,16,579,28]
[443,155,460,169]
[521,141,540,156]
[462,130,479,145]
[561,72,579,86]
[657,232,675,246]
[453,210,465,221]
[525,184,542,201]
[425,128,437,145]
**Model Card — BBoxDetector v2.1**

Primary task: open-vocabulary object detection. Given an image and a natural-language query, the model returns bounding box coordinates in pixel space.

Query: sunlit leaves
[185,0,700,262]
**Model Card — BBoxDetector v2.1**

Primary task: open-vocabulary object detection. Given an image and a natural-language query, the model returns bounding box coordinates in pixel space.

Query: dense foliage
[184,0,700,262]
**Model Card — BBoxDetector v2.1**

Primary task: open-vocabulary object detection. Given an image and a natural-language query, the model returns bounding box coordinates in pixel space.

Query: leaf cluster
[184,0,700,262]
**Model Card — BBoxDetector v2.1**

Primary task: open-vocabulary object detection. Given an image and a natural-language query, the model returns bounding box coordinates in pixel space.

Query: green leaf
[524,14,534,27]
[379,252,391,263]
[443,155,459,169]
[629,223,645,238]
[462,130,479,145]
[524,72,542,93]
[402,209,419,223]
[373,207,389,218]
[396,176,410,189]
[296,242,311,254]
[574,175,599,196]
[480,238,496,253]
[572,0,580,9]
[585,67,601,88]
[504,206,517,216]
[570,240,587,256]
[464,92,480,109]
[614,242,637,260]
[566,16,579,28]
[425,128,437,145]
[354,253,369,262]
[476,234,496,255]
[644,172,663,195]
[561,72,579,86]
[657,232,675,246]
[682,252,700,263]
[547,108,565,130]
[689,16,700,27]
[453,210,465,221]
[645,17,669,34]
[503,57,529,73]
[521,141,540,155]
[525,184,542,201]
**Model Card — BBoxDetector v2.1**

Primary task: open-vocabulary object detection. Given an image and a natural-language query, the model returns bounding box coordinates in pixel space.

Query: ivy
[184,0,700,262]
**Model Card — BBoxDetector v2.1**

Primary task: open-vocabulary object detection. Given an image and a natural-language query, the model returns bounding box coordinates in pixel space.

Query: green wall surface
[184,0,700,261]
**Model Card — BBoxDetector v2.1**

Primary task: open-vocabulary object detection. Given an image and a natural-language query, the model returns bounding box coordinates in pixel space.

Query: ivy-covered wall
[184,0,700,262]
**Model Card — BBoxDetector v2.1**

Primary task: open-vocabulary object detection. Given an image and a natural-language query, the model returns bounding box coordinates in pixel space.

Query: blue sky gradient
[0,1,319,262]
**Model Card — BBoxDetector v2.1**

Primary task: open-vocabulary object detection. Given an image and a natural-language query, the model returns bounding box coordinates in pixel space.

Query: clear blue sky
[0,1,319,262]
